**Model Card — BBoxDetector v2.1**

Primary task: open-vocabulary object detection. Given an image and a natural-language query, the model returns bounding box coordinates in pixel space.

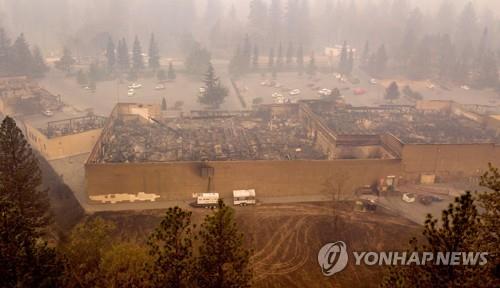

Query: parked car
[128,83,143,89]
[402,193,416,203]
[127,89,135,96]
[155,84,166,90]
[42,109,54,117]
[370,78,377,85]
[289,89,301,96]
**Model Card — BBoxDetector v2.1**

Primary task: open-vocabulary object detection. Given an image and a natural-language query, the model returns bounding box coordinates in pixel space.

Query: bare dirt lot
[93,202,421,288]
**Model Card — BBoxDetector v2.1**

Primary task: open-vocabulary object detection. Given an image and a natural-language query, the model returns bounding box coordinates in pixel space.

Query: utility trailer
[191,193,220,208]
[233,189,256,206]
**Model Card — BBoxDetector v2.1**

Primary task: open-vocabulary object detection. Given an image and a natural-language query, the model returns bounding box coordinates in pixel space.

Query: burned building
[84,101,500,205]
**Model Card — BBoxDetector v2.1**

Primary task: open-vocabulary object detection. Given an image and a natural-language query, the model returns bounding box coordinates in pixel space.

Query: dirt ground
[92,202,421,288]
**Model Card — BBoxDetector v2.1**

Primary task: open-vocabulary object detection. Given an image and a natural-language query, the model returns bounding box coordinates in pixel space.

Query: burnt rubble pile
[319,109,498,144]
[101,114,326,163]
[42,116,107,138]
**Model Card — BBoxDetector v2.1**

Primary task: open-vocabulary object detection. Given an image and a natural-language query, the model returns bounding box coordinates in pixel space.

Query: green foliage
[195,200,252,288]
[306,52,316,76]
[161,97,167,111]
[199,63,228,109]
[157,69,167,82]
[106,36,116,73]
[32,46,49,78]
[76,69,89,86]
[117,38,130,71]
[148,34,160,70]
[61,217,115,287]
[168,62,176,80]
[132,36,144,71]
[0,116,61,287]
[385,81,400,101]
[100,243,151,288]
[55,47,76,73]
[148,207,195,287]
[185,43,211,75]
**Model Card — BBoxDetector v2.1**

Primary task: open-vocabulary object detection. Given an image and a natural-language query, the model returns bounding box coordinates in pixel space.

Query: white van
[193,193,219,208]
[233,189,256,206]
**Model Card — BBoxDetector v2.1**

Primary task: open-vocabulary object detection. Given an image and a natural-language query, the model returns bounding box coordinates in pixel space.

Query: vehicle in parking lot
[402,193,416,203]
[42,109,53,117]
[289,89,301,96]
[128,83,143,89]
[127,89,135,96]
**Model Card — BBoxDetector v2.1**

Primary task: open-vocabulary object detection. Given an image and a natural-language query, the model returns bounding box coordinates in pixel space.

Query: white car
[42,110,53,117]
[370,78,377,85]
[461,85,470,91]
[155,84,166,90]
[128,83,143,89]
[318,88,332,96]
[199,87,206,94]
[127,89,135,96]
[272,92,283,98]
[289,89,301,96]
[402,193,416,203]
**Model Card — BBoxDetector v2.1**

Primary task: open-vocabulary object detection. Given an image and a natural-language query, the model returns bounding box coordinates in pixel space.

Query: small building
[23,113,106,160]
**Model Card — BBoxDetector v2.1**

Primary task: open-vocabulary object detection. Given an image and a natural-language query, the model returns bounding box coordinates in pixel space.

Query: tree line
[0,28,48,78]
[0,116,251,288]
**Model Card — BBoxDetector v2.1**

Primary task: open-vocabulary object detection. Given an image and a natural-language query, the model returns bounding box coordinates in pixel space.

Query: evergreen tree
[385,81,400,101]
[229,45,243,77]
[0,116,60,287]
[117,38,130,71]
[476,51,498,88]
[168,62,176,81]
[339,41,348,75]
[242,34,252,72]
[372,44,388,76]
[148,33,160,70]
[361,41,370,68]
[306,52,316,76]
[381,192,492,287]
[148,207,195,287]
[76,69,89,86]
[407,37,431,80]
[286,42,294,66]
[199,62,228,109]
[0,28,11,76]
[296,44,304,75]
[11,33,34,76]
[157,69,167,82]
[105,36,116,74]
[185,43,211,75]
[132,36,144,71]
[276,42,283,70]
[268,0,283,46]
[347,48,354,75]
[268,47,275,70]
[55,47,75,74]
[195,200,252,288]
[161,97,167,111]
[252,45,259,70]
[32,46,48,78]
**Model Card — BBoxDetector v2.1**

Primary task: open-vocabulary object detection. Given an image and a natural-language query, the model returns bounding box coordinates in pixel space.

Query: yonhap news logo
[318,241,489,277]
[317,241,349,276]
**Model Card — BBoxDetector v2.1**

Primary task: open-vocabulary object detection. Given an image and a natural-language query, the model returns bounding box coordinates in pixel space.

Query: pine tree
[148,33,160,70]
[296,44,304,75]
[347,48,354,75]
[199,62,228,109]
[105,36,115,74]
[148,207,195,287]
[168,62,176,81]
[242,34,252,72]
[286,42,294,66]
[195,200,252,288]
[32,46,48,78]
[0,28,11,76]
[268,47,275,70]
[477,51,498,88]
[11,33,34,76]
[157,69,167,82]
[339,41,348,75]
[55,47,75,74]
[117,38,130,71]
[306,52,316,76]
[276,42,283,70]
[385,81,400,101]
[0,116,60,287]
[252,45,259,70]
[185,43,211,75]
[373,44,388,76]
[132,36,144,71]
[161,97,167,111]
[361,41,370,68]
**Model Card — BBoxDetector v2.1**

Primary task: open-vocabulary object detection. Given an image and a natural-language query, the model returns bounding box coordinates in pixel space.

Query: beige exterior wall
[86,159,403,201]
[25,123,102,160]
